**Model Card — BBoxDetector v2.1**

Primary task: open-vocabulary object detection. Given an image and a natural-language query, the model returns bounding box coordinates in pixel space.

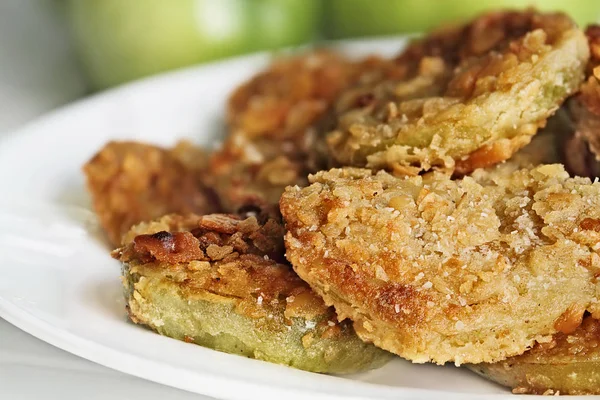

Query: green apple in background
[326,0,600,38]
[250,0,322,51]
[66,0,321,90]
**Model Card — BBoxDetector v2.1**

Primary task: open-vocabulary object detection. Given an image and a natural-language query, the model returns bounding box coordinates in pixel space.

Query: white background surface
[0,1,212,399]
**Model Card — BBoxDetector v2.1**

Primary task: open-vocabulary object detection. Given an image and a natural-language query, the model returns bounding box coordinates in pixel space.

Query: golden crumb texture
[83,141,217,246]
[326,11,588,175]
[562,25,600,179]
[281,164,600,365]
[115,213,325,319]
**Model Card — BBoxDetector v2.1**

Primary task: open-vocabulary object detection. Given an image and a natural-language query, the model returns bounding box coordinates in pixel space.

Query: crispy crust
[114,214,391,373]
[210,51,390,212]
[281,165,600,365]
[83,141,218,246]
[227,50,363,141]
[326,10,588,174]
[116,214,316,316]
[207,132,307,213]
[469,316,600,395]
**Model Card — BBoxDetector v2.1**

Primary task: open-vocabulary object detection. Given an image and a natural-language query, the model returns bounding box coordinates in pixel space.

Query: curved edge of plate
[0,297,500,400]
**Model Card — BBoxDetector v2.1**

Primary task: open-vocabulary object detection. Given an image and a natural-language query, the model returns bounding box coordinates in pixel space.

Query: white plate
[0,38,515,400]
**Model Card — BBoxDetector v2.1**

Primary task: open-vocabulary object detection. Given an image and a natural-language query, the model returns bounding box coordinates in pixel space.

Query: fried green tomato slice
[326,10,588,175]
[468,316,600,395]
[209,50,389,213]
[114,213,391,373]
[280,165,600,365]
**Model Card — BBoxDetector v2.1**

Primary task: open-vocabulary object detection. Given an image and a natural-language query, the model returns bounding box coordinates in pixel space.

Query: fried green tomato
[326,10,588,175]
[468,316,600,395]
[210,51,389,213]
[281,165,600,365]
[114,213,391,373]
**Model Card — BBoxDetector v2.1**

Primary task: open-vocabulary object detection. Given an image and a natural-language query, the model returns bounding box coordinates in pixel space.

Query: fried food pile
[83,8,600,394]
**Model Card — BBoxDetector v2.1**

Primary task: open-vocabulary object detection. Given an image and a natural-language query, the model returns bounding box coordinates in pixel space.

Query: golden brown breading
[469,316,600,395]
[114,213,391,373]
[281,165,600,365]
[83,141,218,246]
[326,10,588,175]
[210,51,392,212]
[117,214,297,301]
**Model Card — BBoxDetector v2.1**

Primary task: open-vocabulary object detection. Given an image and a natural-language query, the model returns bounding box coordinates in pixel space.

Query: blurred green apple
[250,0,321,51]
[326,0,600,38]
[66,0,320,90]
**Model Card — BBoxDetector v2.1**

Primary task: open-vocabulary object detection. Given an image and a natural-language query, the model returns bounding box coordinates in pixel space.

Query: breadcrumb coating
[83,141,218,246]
[326,10,588,175]
[281,165,600,365]
[562,25,600,178]
[471,111,563,181]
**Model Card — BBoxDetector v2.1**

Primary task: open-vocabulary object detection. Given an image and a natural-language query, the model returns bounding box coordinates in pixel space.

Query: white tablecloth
[0,1,212,399]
